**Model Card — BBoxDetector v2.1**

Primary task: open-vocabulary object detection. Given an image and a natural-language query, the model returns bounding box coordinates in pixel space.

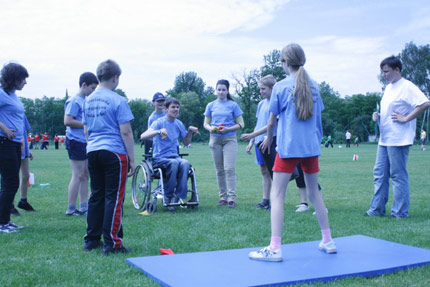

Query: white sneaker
[249,246,282,262]
[295,204,310,213]
[319,240,337,254]
[312,208,328,215]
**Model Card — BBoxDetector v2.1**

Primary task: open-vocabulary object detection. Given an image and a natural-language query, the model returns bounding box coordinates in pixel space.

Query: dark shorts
[66,138,87,160]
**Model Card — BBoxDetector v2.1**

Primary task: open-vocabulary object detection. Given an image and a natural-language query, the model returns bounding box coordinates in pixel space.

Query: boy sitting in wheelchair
[140,97,199,211]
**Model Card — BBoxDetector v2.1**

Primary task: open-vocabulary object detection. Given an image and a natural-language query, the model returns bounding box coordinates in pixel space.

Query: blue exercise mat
[126,235,430,287]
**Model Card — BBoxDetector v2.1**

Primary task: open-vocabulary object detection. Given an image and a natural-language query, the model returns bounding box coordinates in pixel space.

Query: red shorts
[273,154,320,174]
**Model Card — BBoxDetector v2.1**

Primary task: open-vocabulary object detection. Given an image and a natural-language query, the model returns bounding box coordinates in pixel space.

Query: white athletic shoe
[319,240,337,254]
[312,208,328,215]
[249,246,282,262]
[295,204,310,213]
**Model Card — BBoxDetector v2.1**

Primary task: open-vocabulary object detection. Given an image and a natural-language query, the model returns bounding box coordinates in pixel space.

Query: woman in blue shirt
[249,43,336,262]
[204,80,244,208]
[0,63,29,233]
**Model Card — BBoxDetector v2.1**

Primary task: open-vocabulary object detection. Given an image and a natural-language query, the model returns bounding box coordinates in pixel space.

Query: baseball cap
[152,92,165,101]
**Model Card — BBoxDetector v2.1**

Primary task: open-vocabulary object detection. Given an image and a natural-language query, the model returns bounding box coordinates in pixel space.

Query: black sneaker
[10,206,20,216]
[102,246,131,256]
[66,210,85,216]
[18,200,35,211]
[253,201,270,210]
[84,240,103,251]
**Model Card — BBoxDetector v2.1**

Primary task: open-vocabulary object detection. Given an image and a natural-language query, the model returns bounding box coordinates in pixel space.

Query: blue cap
[152,92,165,101]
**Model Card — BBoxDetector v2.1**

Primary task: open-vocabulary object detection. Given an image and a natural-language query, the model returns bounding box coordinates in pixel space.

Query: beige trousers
[209,134,238,202]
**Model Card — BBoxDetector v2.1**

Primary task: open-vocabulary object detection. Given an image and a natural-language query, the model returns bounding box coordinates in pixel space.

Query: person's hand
[128,161,135,177]
[260,136,273,154]
[391,111,407,123]
[160,128,168,140]
[30,152,34,160]
[1,127,16,139]
[246,143,253,154]
[241,133,253,141]
[372,112,379,122]
[188,126,200,135]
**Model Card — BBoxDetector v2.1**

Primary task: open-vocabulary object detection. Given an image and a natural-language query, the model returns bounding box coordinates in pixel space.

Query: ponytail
[281,43,313,120]
[293,66,313,120]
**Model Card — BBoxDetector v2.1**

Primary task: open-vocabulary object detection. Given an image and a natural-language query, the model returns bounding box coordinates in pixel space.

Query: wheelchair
[131,151,199,214]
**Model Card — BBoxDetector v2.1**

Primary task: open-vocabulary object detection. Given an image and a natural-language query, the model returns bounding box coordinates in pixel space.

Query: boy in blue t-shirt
[64,72,98,216]
[83,59,135,255]
[140,97,199,211]
[142,92,166,153]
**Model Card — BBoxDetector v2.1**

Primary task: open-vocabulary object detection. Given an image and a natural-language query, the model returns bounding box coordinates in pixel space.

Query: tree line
[20,42,429,144]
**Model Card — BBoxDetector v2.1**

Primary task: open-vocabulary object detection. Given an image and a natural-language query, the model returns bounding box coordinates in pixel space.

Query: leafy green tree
[128,99,153,140]
[260,49,286,81]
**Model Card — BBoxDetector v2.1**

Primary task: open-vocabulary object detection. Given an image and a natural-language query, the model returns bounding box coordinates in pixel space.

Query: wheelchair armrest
[179,153,189,158]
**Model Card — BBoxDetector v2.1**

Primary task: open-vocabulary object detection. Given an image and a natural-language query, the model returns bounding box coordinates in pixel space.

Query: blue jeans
[153,157,190,199]
[367,145,410,217]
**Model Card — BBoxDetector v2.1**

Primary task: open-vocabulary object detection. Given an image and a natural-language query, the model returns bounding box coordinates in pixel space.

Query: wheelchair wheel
[131,162,152,210]
[145,199,157,214]
[187,168,198,209]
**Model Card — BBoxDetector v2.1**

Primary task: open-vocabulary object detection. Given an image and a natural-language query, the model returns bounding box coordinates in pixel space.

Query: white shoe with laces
[295,204,310,213]
[319,240,337,253]
[249,246,282,262]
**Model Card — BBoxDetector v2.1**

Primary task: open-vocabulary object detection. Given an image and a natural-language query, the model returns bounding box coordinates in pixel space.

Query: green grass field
[1,143,429,287]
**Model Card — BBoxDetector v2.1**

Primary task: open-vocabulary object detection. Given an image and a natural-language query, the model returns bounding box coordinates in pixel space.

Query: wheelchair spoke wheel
[131,163,151,210]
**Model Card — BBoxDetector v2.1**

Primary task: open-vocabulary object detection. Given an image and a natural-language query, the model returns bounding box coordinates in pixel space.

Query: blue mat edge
[125,235,430,287]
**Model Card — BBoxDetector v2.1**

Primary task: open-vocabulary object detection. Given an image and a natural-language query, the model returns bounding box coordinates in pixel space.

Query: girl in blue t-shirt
[241,75,277,210]
[0,62,29,233]
[204,79,244,208]
[249,43,336,262]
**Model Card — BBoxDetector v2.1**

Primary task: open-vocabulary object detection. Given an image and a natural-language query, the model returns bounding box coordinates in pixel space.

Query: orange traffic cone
[353,153,358,161]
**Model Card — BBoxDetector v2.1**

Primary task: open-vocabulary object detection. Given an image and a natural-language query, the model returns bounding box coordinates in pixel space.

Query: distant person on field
[28,133,34,149]
[40,132,49,150]
[345,130,351,147]
[142,92,166,152]
[353,136,359,147]
[64,72,98,216]
[54,134,60,149]
[325,135,333,148]
[140,97,199,211]
[420,129,426,151]
[365,56,430,218]
[83,59,135,255]
[34,133,40,149]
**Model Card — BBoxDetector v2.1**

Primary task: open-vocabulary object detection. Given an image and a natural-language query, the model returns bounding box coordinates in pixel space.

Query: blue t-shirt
[0,88,25,143]
[64,93,86,143]
[254,98,277,143]
[22,115,31,159]
[148,110,166,128]
[150,116,187,159]
[83,88,134,154]
[204,99,243,137]
[269,74,324,158]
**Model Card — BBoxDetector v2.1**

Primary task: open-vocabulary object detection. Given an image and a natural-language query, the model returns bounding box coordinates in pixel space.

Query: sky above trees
[1,0,429,100]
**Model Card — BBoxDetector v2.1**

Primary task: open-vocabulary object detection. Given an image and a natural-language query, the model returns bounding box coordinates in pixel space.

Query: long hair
[0,63,29,93]
[282,43,313,120]
[216,79,234,101]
